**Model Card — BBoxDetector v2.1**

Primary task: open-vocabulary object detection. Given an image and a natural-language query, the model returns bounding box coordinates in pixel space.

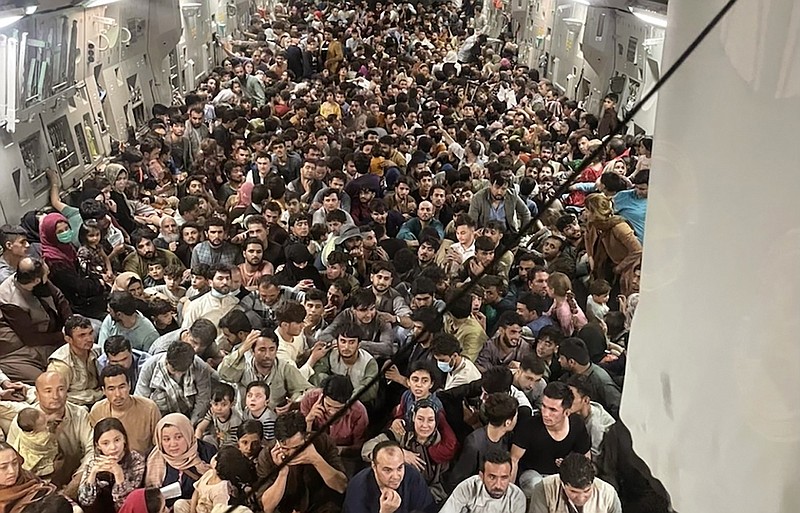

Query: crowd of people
[0,0,668,512]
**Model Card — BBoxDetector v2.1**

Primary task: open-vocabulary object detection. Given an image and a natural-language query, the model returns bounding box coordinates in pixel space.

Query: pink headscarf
[118,489,148,513]
[236,181,254,208]
[39,213,77,268]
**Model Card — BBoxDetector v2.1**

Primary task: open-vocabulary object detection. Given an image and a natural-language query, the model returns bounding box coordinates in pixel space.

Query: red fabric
[566,163,603,207]
[39,213,77,268]
[118,489,147,513]
[428,411,459,465]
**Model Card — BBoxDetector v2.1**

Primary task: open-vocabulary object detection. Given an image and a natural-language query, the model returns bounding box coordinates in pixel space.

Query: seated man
[275,301,312,371]
[558,338,622,419]
[98,291,160,352]
[181,263,240,330]
[530,453,622,513]
[46,315,103,407]
[397,201,445,247]
[89,365,162,455]
[442,292,487,363]
[317,289,395,359]
[567,376,615,458]
[310,325,380,405]
[7,372,93,491]
[149,317,221,368]
[0,257,71,383]
[513,354,547,409]
[344,440,435,513]
[440,448,526,513]
[123,228,185,278]
[217,327,312,415]
[300,375,369,453]
[366,262,413,329]
[431,333,482,390]
[239,275,305,329]
[511,382,591,498]
[475,312,533,372]
[257,411,348,513]
[97,335,150,390]
[516,292,555,338]
[134,340,212,424]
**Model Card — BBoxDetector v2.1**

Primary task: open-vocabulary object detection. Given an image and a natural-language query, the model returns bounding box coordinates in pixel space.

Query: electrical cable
[227,0,741,510]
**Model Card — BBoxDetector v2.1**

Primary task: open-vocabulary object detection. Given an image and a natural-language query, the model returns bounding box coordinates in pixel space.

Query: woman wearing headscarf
[583,193,642,298]
[275,243,325,291]
[112,272,155,318]
[39,212,108,320]
[145,414,216,507]
[105,164,138,234]
[0,442,57,513]
[19,212,42,258]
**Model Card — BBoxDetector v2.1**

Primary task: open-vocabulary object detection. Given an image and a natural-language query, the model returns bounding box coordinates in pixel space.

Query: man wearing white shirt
[439,449,526,513]
[274,301,312,376]
[432,333,482,390]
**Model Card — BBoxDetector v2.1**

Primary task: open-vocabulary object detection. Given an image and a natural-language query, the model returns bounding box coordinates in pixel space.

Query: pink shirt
[547,299,588,336]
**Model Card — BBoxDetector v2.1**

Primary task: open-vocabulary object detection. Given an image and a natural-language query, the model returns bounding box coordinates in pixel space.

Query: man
[149,317,220,366]
[318,289,395,359]
[239,237,272,290]
[614,169,649,243]
[597,93,620,139]
[302,288,328,340]
[567,375,615,458]
[535,326,564,381]
[431,333,482,390]
[8,372,93,489]
[275,301,312,373]
[288,159,324,204]
[98,291,160,352]
[181,263,240,330]
[185,105,209,167]
[191,218,242,267]
[258,411,348,513]
[540,235,576,279]
[313,188,355,226]
[344,440,435,513]
[397,201,445,246]
[311,325,380,405]
[475,312,533,372]
[468,174,531,235]
[218,308,253,350]
[558,338,622,419]
[0,257,71,382]
[97,335,150,390]
[514,354,548,409]
[530,453,622,513]
[0,225,30,283]
[270,137,303,184]
[516,292,555,337]
[300,376,369,453]
[135,340,213,424]
[511,382,591,498]
[443,292,487,363]
[218,328,312,413]
[440,449,526,513]
[367,262,413,329]
[385,307,445,389]
[47,315,102,407]
[123,228,185,278]
[240,275,305,329]
[509,253,537,298]
[416,238,439,271]
[446,394,519,491]
[439,214,476,276]
[89,364,161,455]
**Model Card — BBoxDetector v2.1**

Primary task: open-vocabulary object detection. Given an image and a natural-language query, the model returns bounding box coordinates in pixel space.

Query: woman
[112,272,155,318]
[119,488,166,513]
[78,418,145,512]
[105,164,138,234]
[0,442,56,513]
[145,414,216,507]
[583,193,642,297]
[363,399,458,502]
[19,212,42,258]
[40,212,108,320]
[274,244,325,291]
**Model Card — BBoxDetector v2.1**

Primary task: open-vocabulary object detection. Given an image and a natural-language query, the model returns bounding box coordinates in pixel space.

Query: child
[586,279,611,323]
[144,260,166,288]
[185,446,256,513]
[195,383,242,448]
[149,298,179,335]
[14,408,58,477]
[145,264,186,307]
[243,381,276,441]
[77,222,113,284]
[186,263,212,300]
[545,271,588,336]
[393,361,444,427]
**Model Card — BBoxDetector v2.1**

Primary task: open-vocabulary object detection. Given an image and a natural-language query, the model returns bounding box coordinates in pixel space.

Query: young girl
[78,222,114,284]
[545,271,588,336]
[183,446,255,513]
[78,418,146,513]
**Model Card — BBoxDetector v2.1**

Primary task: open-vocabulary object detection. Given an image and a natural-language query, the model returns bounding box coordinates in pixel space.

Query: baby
[15,408,58,476]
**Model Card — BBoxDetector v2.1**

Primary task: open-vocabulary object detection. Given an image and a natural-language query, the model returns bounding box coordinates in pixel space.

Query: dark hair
[79,199,109,221]
[100,364,130,387]
[517,292,549,317]
[219,309,252,336]
[321,375,353,404]
[484,393,518,427]
[273,411,306,441]
[480,447,513,472]
[496,311,525,329]
[215,446,256,490]
[189,318,218,350]
[148,297,174,317]
[93,417,129,458]
[520,354,547,376]
[410,306,444,334]
[16,258,45,285]
[431,332,461,357]
[410,277,436,297]
[537,325,564,345]
[566,374,593,400]
[276,301,307,324]
[350,288,376,309]
[108,291,138,316]
[304,288,326,305]
[543,381,574,410]
[130,228,157,248]
[245,380,270,398]
[588,279,612,296]
[238,419,264,439]
[166,340,195,372]
[17,408,41,433]
[64,315,93,337]
[18,494,74,513]
[559,453,596,489]
[475,236,495,253]
[372,439,402,462]
[482,366,514,394]
[144,488,165,513]
[210,262,232,278]
[211,382,236,403]
[103,335,132,357]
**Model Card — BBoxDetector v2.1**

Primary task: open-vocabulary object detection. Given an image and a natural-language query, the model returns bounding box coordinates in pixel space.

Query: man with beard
[528,266,554,311]
[239,237,273,290]
[397,201,445,247]
[191,217,242,267]
[516,292,555,337]
[123,228,185,278]
[475,312,534,372]
[0,258,71,383]
[416,237,440,272]
[440,449,526,513]
[367,261,413,330]
[218,161,245,204]
[181,263,240,330]
[175,221,203,268]
[153,216,180,252]
[509,253,538,299]
[184,105,209,168]
[468,174,531,236]
[309,325,379,405]
[246,214,284,269]
[270,137,303,184]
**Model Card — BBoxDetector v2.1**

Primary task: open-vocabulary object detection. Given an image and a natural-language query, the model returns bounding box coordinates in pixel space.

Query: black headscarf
[275,243,325,291]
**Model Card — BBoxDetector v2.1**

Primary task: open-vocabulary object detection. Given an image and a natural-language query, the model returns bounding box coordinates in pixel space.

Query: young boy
[149,298,180,336]
[243,380,276,442]
[145,264,186,307]
[195,383,242,448]
[586,279,611,323]
[394,360,444,426]
[14,408,59,476]
[144,260,167,288]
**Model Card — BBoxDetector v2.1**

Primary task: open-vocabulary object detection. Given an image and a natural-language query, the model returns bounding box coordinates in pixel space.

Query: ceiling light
[573,0,591,4]
[0,14,23,28]
[629,7,667,28]
[82,0,121,7]
[24,5,37,14]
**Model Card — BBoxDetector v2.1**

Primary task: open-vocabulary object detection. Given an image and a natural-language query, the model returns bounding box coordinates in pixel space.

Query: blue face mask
[437,360,453,373]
